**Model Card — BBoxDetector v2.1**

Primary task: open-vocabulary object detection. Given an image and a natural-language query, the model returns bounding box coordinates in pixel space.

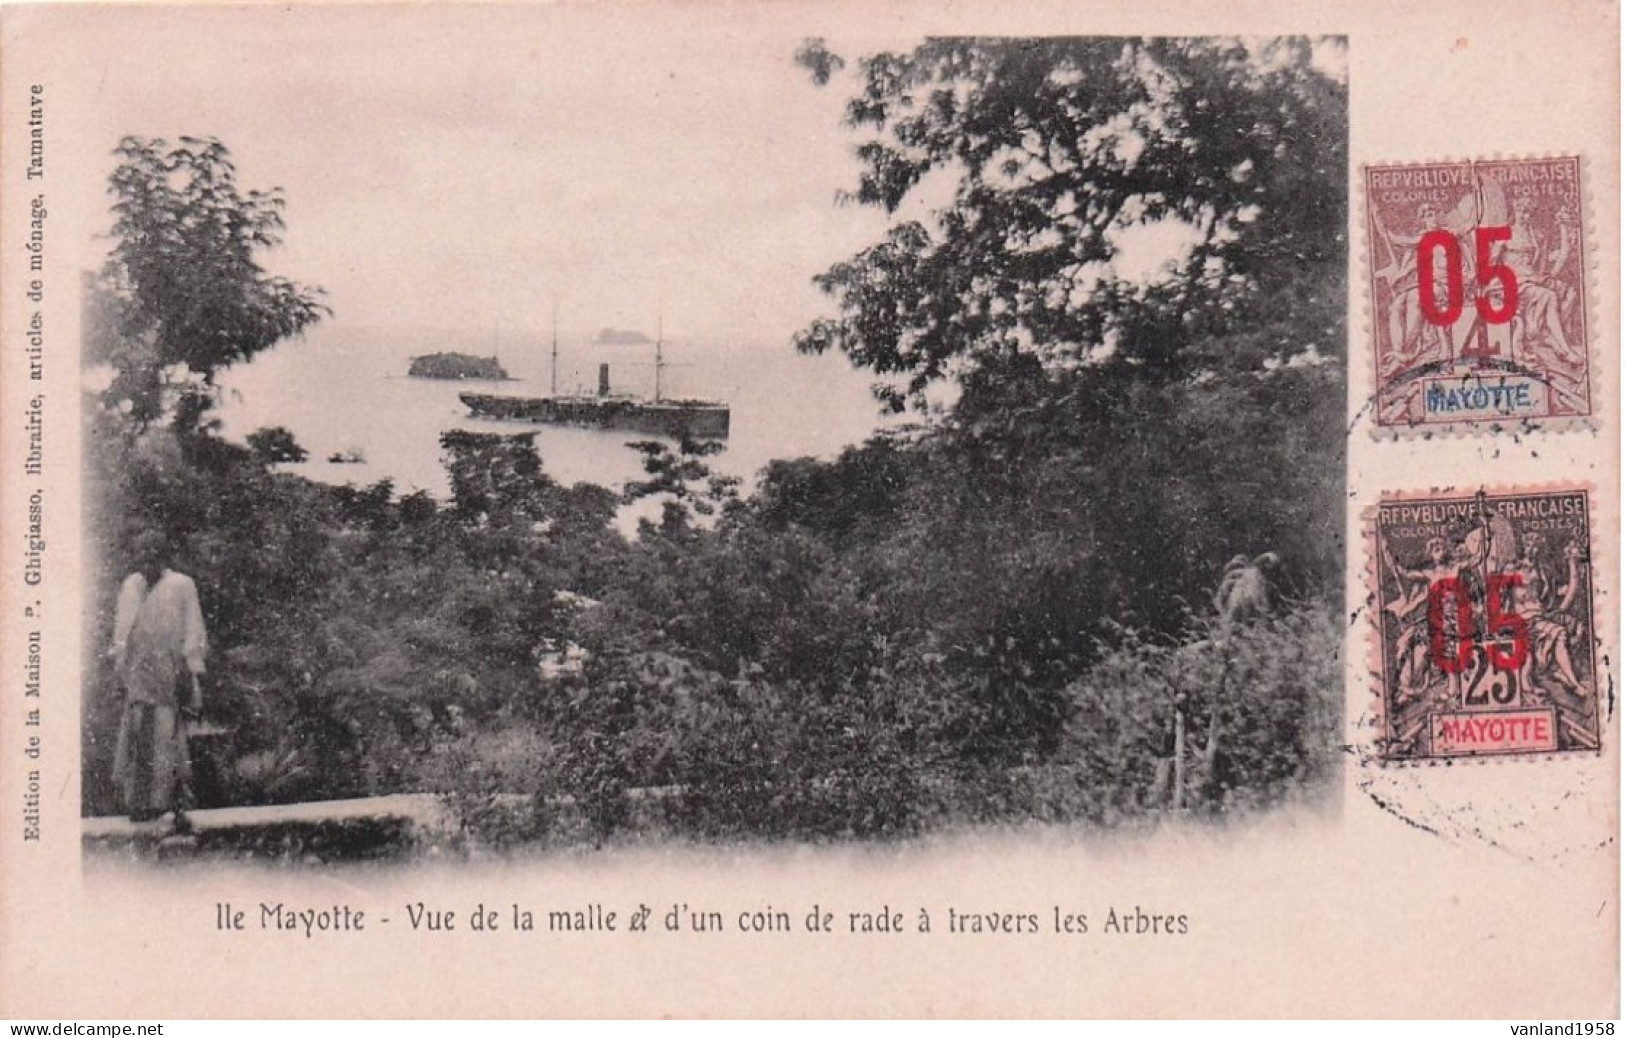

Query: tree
[440,430,555,528]
[623,436,742,535]
[770,36,1349,764]
[89,136,328,433]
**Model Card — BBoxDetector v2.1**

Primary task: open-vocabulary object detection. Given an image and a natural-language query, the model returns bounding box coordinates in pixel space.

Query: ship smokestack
[598,363,611,398]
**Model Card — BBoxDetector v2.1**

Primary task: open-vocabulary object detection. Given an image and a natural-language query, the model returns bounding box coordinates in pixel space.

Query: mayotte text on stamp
[1371,486,1599,762]
[1365,157,1590,430]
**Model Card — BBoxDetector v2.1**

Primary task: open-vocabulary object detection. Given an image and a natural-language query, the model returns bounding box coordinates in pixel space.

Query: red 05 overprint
[1371,487,1599,762]
[1366,157,1590,430]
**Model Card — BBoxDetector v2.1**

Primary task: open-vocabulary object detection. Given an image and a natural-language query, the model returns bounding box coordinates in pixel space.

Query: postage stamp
[1365,157,1591,430]
[1370,486,1600,762]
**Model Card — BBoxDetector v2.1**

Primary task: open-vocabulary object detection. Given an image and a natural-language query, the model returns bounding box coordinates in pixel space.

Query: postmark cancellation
[1365,157,1591,431]
[1370,486,1600,763]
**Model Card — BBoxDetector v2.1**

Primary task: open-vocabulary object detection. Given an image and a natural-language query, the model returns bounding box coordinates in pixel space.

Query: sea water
[215,323,896,505]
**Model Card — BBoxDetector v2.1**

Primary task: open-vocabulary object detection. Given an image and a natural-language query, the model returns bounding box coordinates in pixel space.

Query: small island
[408,352,510,380]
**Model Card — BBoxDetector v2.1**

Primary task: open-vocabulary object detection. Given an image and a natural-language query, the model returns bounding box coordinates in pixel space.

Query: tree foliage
[82,54,1349,848]
[89,136,328,433]
[623,436,743,535]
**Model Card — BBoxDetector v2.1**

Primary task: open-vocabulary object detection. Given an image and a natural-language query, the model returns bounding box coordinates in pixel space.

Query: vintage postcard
[0,0,1616,1020]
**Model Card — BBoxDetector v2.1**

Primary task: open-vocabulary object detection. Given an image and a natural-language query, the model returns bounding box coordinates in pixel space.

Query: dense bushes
[431,598,1341,846]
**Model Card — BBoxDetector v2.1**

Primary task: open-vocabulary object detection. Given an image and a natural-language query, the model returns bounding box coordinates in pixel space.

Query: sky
[50,9,1340,352]
[55,4,914,346]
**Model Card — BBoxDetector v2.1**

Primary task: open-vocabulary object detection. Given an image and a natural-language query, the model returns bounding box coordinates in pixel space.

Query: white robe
[111,569,207,815]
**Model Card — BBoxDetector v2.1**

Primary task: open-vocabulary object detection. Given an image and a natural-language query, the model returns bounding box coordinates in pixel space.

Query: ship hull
[461,392,731,439]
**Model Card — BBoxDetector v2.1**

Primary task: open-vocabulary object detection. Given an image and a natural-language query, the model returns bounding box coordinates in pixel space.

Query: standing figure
[1376,202,1457,372]
[110,530,208,825]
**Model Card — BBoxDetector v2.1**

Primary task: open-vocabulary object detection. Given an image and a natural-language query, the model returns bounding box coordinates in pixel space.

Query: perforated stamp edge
[1359,481,1604,768]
